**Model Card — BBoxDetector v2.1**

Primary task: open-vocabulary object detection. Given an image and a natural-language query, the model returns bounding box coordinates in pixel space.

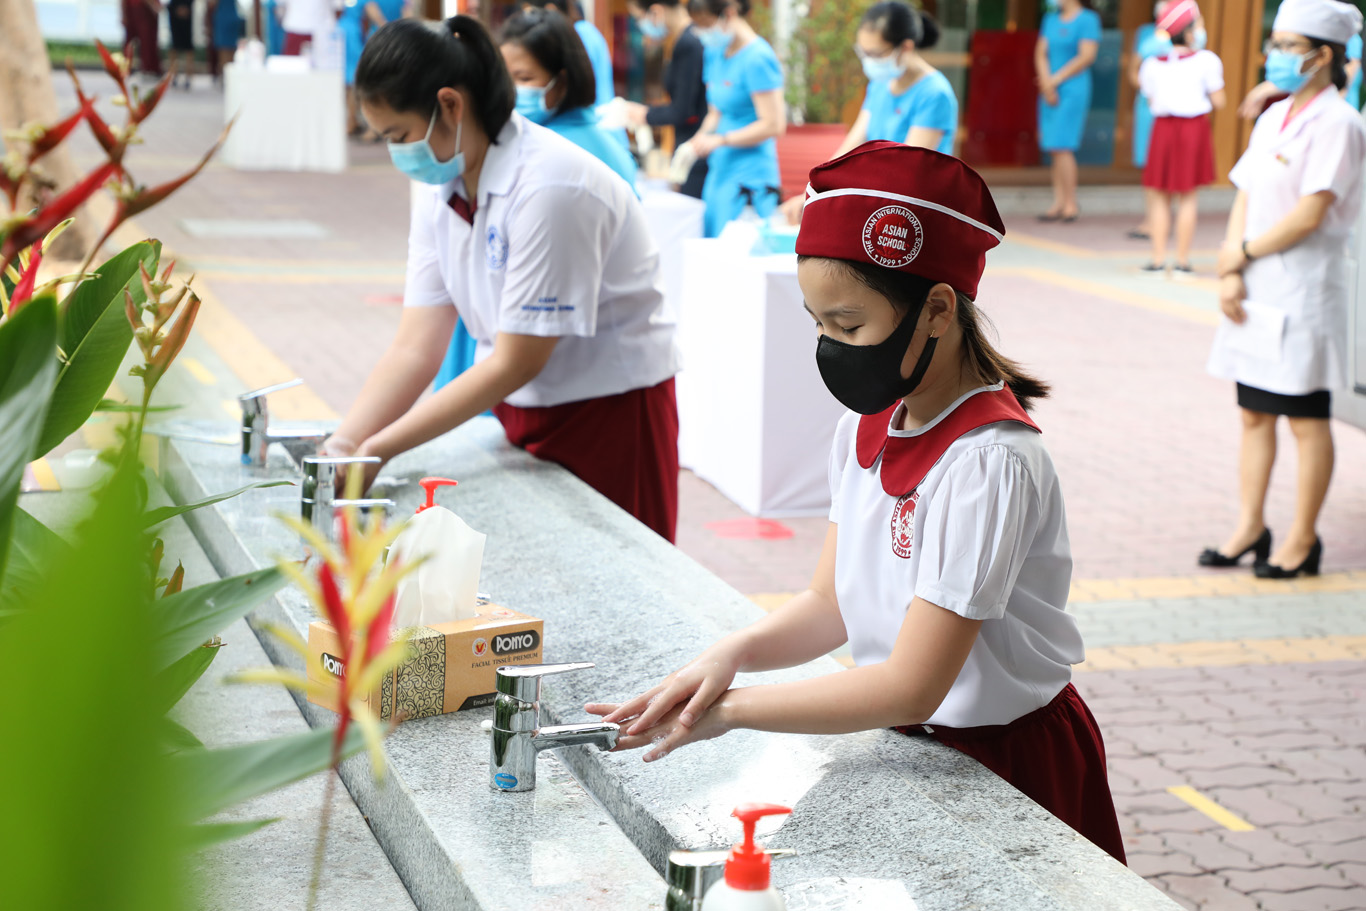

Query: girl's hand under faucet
[595,694,737,762]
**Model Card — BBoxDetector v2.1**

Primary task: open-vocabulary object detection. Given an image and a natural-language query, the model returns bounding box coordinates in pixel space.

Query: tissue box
[305,606,544,721]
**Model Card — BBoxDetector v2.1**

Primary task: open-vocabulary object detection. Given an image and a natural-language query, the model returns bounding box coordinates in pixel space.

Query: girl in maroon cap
[589,141,1125,865]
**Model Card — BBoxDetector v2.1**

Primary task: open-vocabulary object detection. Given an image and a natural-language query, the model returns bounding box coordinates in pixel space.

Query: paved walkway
[44,72,1366,909]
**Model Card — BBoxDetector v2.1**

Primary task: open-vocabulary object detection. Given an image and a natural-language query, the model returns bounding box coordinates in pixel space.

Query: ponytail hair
[805,257,1050,410]
[356,16,516,142]
[861,1,940,51]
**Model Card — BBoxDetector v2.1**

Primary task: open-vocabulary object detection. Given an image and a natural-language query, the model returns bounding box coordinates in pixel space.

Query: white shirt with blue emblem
[827,383,1084,728]
[403,113,680,407]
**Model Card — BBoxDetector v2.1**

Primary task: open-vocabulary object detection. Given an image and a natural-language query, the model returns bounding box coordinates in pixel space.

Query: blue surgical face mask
[1151,34,1173,57]
[514,77,558,125]
[387,107,465,185]
[1192,27,1208,50]
[1265,48,1317,93]
[638,17,668,41]
[861,54,905,83]
[698,24,732,50]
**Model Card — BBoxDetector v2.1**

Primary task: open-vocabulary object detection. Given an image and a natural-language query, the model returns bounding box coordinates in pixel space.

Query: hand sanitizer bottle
[700,803,791,911]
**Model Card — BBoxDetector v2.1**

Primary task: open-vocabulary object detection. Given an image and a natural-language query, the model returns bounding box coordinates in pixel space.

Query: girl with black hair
[523,0,616,107]
[780,0,957,225]
[686,0,787,236]
[325,16,682,542]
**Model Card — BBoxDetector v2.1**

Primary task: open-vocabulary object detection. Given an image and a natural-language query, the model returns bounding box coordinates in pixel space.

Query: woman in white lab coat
[1207,0,1366,578]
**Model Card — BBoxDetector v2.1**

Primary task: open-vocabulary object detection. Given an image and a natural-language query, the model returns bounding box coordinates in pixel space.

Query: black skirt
[169,0,194,51]
[1237,382,1332,418]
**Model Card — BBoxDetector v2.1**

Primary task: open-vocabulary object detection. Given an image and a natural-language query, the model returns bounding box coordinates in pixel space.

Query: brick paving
[47,71,1366,908]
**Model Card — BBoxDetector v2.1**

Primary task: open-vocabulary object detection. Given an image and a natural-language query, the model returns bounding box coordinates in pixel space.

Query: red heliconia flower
[65,64,125,162]
[132,73,174,124]
[7,240,45,313]
[28,99,92,164]
[0,160,119,273]
[316,562,353,657]
[163,563,185,597]
[124,287,140,333]
[94,39,129,94]
[145,291,200,387]
[364,582,398,666]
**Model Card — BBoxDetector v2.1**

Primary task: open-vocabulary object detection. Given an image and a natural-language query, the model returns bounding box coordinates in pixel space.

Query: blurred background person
[780,0,954,225]
[1034,0,1101,223]
[1138,1,1223,277]
[684,0,785,236]
[167,0,195,88]
[123,0,164,78]
[1126,1,1170,241]
[525,0,615,106]
[623,0,708,198]
[264,0,287,55]
[434,6,638,393]
[280,0,333,55]
[207,0,242,75]
[1206,0,1366,580]
[343,0,406,139]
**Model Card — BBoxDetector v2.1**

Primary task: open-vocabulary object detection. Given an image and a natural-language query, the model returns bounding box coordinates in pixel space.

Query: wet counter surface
[161,416,1180,911]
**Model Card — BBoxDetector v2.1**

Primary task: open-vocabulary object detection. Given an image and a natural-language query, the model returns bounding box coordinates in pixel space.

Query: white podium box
[676,239,847,517]
[222,63,347,173]
[640,180,706,324]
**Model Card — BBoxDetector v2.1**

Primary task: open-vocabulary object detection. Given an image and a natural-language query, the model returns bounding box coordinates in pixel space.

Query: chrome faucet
[300,456,396,542]
[239,379,329,469]
[490,663,619,792]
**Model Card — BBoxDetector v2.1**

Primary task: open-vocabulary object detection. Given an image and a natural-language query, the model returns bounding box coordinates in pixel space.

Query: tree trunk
[0,0,96,261]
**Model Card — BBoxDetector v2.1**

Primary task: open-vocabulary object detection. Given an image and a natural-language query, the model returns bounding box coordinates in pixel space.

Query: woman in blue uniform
[782,1,957,224]
[685,0,786,237]
[1034,0,1102,222]
[434,7,638,391]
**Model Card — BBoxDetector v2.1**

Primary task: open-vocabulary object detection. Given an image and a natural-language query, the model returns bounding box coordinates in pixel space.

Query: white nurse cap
[1273,0,1363,45]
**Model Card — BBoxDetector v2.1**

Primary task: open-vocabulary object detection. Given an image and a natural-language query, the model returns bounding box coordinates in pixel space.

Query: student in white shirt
[588,142,1126,864]
[325,16,682,541]
[1137,0,1224,276]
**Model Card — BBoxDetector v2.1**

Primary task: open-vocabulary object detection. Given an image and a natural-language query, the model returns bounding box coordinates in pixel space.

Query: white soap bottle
[700,803,792,911]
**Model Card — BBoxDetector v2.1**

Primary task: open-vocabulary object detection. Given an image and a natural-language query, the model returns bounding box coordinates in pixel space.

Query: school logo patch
[862,205,923,269]
[486,225,509,271]
[890,490,920,559]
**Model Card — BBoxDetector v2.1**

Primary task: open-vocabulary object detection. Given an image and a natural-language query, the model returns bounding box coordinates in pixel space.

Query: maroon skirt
[897,683,1127,865]
[1143,114,1215,194]
[493,378,680,543]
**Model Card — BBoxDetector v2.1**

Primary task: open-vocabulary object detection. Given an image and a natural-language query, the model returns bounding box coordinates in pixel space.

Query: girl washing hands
[587,143,1125,864]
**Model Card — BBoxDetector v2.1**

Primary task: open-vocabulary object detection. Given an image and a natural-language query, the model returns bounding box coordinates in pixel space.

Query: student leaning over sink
[587,142,1126,866]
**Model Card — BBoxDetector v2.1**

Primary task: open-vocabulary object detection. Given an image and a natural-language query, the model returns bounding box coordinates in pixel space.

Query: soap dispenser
[700,803,792,911]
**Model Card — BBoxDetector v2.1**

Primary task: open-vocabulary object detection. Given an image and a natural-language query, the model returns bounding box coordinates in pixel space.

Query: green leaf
[183,818,278,851]
[157,717,205,754]
[173,724,365,821]
[37,242,160,456]
[153,644,220,715]
[0,506,72,608]
[151,567,288,669]
[0,296,59,583]
[94,398,180,414]
[143,480,295,530]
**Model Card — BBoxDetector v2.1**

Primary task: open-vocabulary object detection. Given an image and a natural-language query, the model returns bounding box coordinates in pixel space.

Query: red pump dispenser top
[416,477,458,513]
[723,803,792,890]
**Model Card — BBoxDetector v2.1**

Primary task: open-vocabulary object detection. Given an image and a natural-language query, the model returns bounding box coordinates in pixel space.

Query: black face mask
[815,299,938,415]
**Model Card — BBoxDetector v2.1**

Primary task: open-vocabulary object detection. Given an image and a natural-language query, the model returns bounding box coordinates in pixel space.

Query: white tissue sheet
[389,506,485,627]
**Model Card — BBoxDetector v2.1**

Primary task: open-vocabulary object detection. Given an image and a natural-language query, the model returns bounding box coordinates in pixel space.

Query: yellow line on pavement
[993,266,1219,326]
[27,459,60,491]
[1076,635,1366,672]
[1166,786,1256,831]
[181,356,217,386]
[1070,571,1366,603]
[1006,233,1103,259]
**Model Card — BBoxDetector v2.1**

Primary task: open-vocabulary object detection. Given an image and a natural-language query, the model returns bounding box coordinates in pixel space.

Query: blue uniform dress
[1348,34,1362,111]
[1038,8,1102,153]
[339,0,365,86]
[701,37,784,237]
[1132,24,1162,167]
[211,0,244,50]
[432,112,638,390]
[862,69,958,153]
[264,0,285,55]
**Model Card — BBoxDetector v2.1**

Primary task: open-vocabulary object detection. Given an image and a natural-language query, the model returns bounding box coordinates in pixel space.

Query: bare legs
[1173,191,1198,268]
[1048,150,1079,219]
[1147,190,1200,268]
[1217,409,1334,568]
[1148,190,1171,266]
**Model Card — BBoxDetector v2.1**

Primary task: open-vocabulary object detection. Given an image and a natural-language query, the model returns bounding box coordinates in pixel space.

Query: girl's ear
[924,283,958,336]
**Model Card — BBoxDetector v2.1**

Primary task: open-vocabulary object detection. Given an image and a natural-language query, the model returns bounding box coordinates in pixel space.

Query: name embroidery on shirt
[890,490,920,559]
[486,225,509,271]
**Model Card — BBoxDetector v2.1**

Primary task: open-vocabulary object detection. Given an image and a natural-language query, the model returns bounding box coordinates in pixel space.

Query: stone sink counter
[160,417,1180,911]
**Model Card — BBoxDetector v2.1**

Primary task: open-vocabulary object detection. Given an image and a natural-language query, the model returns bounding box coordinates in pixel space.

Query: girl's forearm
[334,347,440,448]
[718,663,936,735]
[729,588,848,673]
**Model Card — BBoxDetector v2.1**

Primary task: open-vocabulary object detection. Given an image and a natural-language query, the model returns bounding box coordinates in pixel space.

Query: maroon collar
[856,386,1040,496]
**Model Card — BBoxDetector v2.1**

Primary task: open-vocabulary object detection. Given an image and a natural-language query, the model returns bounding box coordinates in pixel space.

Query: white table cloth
[222,63,347,173]
[676,239,847,517]
[639,180,705,324]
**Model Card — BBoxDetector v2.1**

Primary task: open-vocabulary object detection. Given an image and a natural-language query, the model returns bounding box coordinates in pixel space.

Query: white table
[676,239,847,517]
[639,180,705,324]
[222,64,347,173]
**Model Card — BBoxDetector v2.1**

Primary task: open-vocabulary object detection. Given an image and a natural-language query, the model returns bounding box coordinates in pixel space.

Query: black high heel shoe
[1255,538,1323,579]
[1198,528,1272,567]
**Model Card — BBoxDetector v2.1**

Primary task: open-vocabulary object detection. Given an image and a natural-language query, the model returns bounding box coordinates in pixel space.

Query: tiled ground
[47,71,1366,908]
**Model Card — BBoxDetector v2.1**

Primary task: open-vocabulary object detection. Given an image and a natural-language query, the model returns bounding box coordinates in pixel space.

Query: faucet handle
[301,455,382,488]
[239,378,304,405]
[496,662,596,703]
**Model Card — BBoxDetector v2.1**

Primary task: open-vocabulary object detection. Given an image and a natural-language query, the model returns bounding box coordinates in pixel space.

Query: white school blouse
[827,383,1085,728]
[1139,49,1224,118]
[403,113,680,408]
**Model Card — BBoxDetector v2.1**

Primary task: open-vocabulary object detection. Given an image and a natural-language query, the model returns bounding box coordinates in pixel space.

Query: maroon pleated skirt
[1143,114,1215,194]
[493,378,679,543]
[898,682,1127,865]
